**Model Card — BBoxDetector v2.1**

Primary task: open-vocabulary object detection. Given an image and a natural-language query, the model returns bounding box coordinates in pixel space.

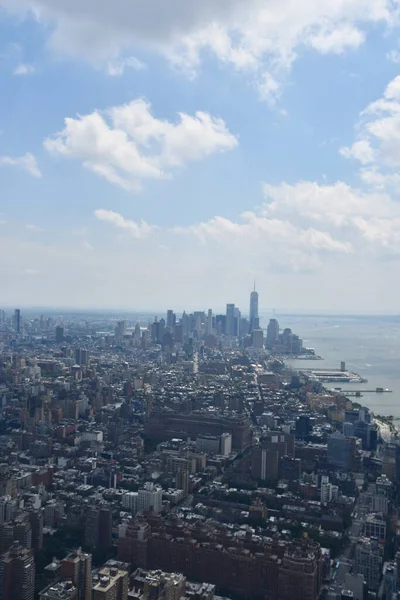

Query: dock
[332,388,392,397]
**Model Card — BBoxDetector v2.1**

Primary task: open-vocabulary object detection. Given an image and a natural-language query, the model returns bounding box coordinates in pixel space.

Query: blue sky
[2,1,400,312]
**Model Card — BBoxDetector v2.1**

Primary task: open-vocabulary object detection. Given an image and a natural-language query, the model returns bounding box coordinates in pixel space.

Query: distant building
[251,328,264,349]
[354,538,382,592]
[0,542,35,600]
[196,435,220,455]
[266,318,279,350]
[60,549,92,600]
[138,483,163,514]
[295,415,311,440]
[122,492,138,514]
[14,309,21,335]
[249,287,259,332]
[225,304,236,336]
[92,565,128,600]
[55,326,64,343]
[327,432,356,472]
[220,433,232,456]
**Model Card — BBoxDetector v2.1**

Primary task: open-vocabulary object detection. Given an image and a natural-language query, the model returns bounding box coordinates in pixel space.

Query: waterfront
[261,313,400,418]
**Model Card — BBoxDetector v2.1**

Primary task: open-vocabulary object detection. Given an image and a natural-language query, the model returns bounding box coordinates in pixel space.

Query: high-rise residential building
[295,415,311,440]
[225,304,235,336]
[92,565,129,600]
[0,542,35,600]
[122,492,138,514]
[266,318,279,350]
[138,483,163,514]
[60,549,92,600]
[55,326,64,343]
[14,309,21,334]
[0,498,13,525]
[14,518,32,549]
[220,433,232,456]
[320,476,332,504]
[354,538,382,592]
[84,507,112,551]
[327,431,357,472]
[249,285,259,332]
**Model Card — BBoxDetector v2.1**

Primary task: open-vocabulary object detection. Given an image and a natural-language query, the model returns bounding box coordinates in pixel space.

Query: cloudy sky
[1,1,400,313]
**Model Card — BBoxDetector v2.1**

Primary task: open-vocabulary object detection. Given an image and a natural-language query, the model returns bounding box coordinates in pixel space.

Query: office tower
[166,310,176,330]
[92,565,129,600]
[251,328,264,348]
[226,304,235,336]
[29,509,43,550]
[295,415,311,440]
[354,538,382,591]
[206,309,213,336]
[84,507,112,551]
[220,433,232,456]
[251,432,295,482]
[60,549,92,600]
[327,432,357,472]
[98,508,112,551]
[0,542,35,600]
[14,309,21,334]
[266,318,279,350]
[138,483,163,514]
[343,422,354,437]
[249,285,259,332]
[55,326,64,343]
[14,518,32,549]
[0,498,13,525]
[75,349,89,366]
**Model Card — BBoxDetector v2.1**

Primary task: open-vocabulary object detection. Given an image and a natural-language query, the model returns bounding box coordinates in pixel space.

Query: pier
[332,388,392,397]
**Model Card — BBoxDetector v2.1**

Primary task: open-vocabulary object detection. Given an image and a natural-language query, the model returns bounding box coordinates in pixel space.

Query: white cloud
[0,153,42,178]
[13,63,35,75]
[94,209,155,239]
[340,75,400,192]
[107,56,145,76]
[309,25,365,54]
[0,0,395,100]
[44,99,238,191]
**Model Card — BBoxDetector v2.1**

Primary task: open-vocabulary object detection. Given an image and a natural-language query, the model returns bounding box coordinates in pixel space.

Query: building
[60,549,92,600]
[93,565,129,600]
[75,349,89,366]
[122,493,138,514]
[138,483,163,514]
[266,318,279,350]
[320,476,332,504]
[225,304,236,336]
[55,326,64,343]
[252,432,295,482]
[278,539,322,600]
[0,542,35,600]
[249,287,259,332]
[14,309,21,334]
[354,538,382,592]
[295,416,312,440]
[195,435,220,455]
[29,509,43,550]
[206,309,213,336]
[251,328,264,349]
[84,507,112,551]
[364,514,386,542]
[220,433,232,456]
[327,432,356,472]
[39,581,77,600]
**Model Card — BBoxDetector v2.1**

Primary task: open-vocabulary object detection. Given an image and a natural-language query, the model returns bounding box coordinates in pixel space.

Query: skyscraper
[60,549,92,600]
[249,285,259,332]
[14,309,21,334]
[266,318,279,350]
[0,542,35,600]
[206,309,213,336]
[55,326,64,343]
[226,304,235,336]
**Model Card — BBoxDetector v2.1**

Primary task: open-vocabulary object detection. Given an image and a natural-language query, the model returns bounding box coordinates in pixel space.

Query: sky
[2,1,400,313]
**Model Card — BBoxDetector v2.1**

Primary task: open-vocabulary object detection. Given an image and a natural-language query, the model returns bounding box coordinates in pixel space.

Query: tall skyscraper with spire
[249,283,259,332]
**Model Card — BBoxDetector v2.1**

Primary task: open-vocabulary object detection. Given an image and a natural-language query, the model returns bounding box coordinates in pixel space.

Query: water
[260,314,400,418]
